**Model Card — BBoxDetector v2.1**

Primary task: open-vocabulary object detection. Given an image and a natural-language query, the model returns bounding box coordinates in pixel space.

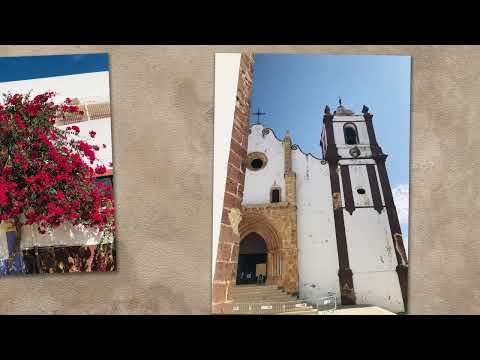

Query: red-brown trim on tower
[365,107,408,311]
[366,164,383,214]
[340,165,355,215]
[323,109,356,305]
[329,163,356,305]
[364,113,383,156]
[323,113,337,164]
[375,153,408,311]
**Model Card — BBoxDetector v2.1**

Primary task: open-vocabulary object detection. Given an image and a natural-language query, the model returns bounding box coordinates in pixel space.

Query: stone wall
[212,53,254,314]
[240,202,298,294]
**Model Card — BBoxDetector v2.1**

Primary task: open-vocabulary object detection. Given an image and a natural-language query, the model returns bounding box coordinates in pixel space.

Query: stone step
[232,295,298,303]
[232,289,285,294]
[231,284,279,289]
[231,290,292,296]
[233,299,306,305]
[233,290,292,294]
[232,293,292,299]
[232,286,281,293]
[233,286,279,288]
[233,294,292,300]
[232,304,316,315]
[229,284,308,314]
[277,309,319,315]
[231,289,290,296]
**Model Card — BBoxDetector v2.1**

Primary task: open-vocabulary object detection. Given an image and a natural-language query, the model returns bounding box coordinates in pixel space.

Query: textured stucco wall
[292,148,341,303]
[0,45,479,314]
[243,124,286,205]
[333,115,372,158]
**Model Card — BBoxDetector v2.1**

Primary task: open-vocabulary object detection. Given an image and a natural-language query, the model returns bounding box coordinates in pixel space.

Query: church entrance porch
[237,210,299,294]
[236,253,267,284]
[236,232,267,285]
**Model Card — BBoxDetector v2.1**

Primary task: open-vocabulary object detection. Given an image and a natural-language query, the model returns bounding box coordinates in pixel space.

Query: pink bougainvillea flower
[95,165,107,175]
[0,91,115,242]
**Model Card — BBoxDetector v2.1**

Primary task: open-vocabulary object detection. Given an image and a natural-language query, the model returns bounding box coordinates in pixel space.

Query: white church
[235,101,408,313]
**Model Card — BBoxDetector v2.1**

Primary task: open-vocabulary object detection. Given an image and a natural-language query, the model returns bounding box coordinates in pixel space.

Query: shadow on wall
[21,223,110,249]
[0,227,116,276]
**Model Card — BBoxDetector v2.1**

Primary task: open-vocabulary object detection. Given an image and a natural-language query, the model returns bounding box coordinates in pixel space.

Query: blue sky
[250,54,411,244]
[0,53,109,82]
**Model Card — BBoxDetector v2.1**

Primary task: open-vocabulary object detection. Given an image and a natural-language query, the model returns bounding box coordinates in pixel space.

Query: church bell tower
[321,99,408,312]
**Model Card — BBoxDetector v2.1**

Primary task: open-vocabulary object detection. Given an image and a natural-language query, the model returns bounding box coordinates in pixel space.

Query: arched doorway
[236,232,267,285]
[237,213,290,290]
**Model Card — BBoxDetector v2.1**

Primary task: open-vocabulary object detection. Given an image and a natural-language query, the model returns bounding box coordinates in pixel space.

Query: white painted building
[0,71,114,263]
[239,102,408,313]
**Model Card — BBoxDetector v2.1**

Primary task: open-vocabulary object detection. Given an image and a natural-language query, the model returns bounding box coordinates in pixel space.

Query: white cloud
[392,184,409,224]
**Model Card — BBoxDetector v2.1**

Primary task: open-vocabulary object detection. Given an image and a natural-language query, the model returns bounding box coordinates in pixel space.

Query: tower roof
[335,97,354,116]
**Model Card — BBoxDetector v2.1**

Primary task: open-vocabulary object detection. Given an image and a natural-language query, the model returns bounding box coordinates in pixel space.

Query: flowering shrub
[0,92,115,260]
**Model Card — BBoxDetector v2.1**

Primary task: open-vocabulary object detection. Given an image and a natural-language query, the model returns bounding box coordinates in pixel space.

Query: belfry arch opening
[344,123,359,145]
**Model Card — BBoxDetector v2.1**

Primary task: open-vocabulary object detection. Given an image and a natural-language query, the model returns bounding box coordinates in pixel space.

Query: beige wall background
[0,45,478,314]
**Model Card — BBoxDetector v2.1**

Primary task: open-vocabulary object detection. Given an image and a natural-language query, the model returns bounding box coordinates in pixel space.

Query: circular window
[251,158,263,169]
[357,188,366,195]
[245,152,268,171]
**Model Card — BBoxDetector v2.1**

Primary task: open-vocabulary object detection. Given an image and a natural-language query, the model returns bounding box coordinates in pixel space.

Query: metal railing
[312,294,337,314]
[301,285,338,314]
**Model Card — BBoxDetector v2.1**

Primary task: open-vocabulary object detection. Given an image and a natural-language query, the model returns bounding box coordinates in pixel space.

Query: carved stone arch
[237,212,291,290]
[238,213,280,252]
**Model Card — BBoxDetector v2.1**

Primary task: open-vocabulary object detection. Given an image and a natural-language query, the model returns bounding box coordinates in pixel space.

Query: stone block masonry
[212,53,255,314]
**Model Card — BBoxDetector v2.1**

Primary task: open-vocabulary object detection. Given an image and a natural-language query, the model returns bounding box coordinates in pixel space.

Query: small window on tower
[344,123,358,145]
[357,188,366,195]
[271,188,281,203]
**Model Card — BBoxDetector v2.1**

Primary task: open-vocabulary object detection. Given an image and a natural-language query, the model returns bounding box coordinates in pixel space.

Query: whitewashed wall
[353,271,404,313]
[0,222,13,261]
[238,111,405,312]
[0,71,110,104]
[333,115,372,158]
[212,54,241,279]
[291,150,341,303]
[20,223,109,249]
[341,164,404,312]
[242,125,286,205]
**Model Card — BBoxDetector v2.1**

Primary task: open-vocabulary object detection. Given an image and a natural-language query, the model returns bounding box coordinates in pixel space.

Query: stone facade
[237,132,299,295]
[212,53,255,314]
[239,203,298,294]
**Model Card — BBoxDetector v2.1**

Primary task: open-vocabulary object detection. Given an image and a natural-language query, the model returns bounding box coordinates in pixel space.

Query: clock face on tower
[349,146,361,158]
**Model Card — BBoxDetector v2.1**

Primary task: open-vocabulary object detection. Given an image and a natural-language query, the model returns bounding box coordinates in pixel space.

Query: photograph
[0,53,116,276]
[212,53,410,315]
